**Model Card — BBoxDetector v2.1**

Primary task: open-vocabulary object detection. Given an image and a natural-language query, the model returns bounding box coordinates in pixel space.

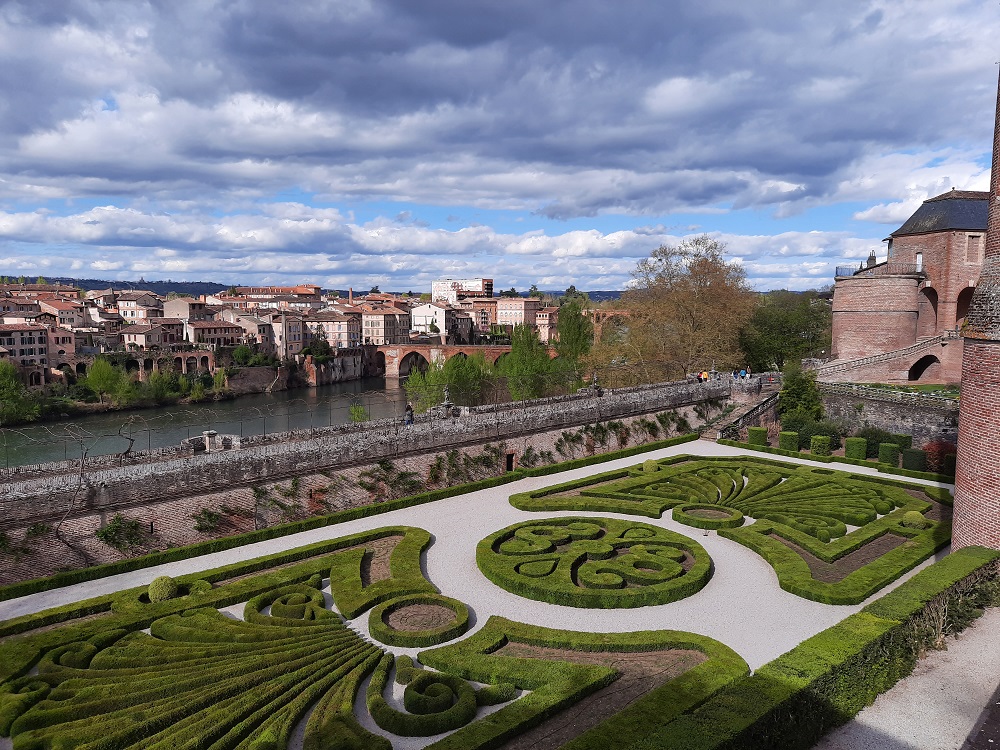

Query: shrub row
[0,434,699,604]
[627,546,1000,750]
[716,439,955,483]
[419,617,749,750]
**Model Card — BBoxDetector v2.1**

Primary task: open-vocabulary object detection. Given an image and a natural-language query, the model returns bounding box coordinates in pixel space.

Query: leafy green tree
[404,353,496,412]
[778,360,823,419]
[499,325,554,400]
[86,357,122,405]
[36,276,47,285]
[561,285,588,303]
[499,287,519,298]
[0,361,40,425]
[555,298,593,373]
[231,344,254,366]
[739,290,831,371]
[527,284,543,299]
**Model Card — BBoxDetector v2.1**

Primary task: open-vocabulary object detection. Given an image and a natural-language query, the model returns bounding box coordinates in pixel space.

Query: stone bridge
[378,343,543,377]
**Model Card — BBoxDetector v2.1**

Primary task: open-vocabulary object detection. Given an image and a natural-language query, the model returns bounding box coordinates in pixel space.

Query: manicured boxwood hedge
[748,427,768,446]
[626,546,1000,750]
[844,437,867,460]
[810,435,831,456]
[716,438,955,483]
[672,503,745,530]
[878,442,900,467]
[368,593,470,647]
[476,517,713,609]
[0,435,699,604]
[902,448,927,472]
[418,617,749,750]
[778,431,798,451]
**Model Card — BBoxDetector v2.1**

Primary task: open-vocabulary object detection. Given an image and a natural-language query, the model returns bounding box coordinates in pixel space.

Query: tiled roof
[891,189,989,237]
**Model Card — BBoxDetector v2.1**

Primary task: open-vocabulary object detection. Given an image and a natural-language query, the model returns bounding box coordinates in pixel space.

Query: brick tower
[953,69,1000,550]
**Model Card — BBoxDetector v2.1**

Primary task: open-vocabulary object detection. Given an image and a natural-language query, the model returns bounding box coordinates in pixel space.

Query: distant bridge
[376,343,556,377]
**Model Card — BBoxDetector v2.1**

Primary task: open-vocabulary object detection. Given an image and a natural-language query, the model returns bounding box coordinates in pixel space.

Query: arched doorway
[956,286,975,329]
[908,354,941,382]
[917,287,938,338]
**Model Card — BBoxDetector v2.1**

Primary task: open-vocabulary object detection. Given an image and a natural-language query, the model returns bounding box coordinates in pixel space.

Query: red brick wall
[831,276,919,360]
[953,339,1000,550]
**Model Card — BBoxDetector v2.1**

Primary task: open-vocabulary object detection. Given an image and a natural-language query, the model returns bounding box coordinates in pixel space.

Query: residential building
[220,310,276,355]
[0,323,49,367]
[497,297,542,329]
[267,312,306,358]
[409,302,456,336]
[536,306,560,343]
[305,310,361,349]
[38,299,86,329]
[431,278,494,304]
[360,305,409,345]
[116,291,163,321]
[458,297,497,333]
[163,297,213,321]
[185,320,245,349]
[120,323,168,350]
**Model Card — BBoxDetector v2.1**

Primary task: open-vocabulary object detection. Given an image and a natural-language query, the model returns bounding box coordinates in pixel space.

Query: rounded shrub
[147,575,178,603]
[878,442,900,467]
[900,511,929,529]
[778,431,799,451]
[844,437,867,460]
[747,427,768,447]
[810,435,831,457]
[643,459,660,473]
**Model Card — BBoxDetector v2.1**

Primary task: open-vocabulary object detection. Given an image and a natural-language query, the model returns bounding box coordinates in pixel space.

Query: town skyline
[0,2,995,292]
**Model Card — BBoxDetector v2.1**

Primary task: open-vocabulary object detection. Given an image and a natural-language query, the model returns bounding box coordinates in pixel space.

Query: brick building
[954,70,1000,552]
[826,190,986,384]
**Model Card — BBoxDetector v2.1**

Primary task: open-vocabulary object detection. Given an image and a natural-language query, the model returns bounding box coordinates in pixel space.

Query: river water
[0,378,409,469]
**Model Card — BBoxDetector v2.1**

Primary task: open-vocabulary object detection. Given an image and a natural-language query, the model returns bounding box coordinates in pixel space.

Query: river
[0,378,409,469]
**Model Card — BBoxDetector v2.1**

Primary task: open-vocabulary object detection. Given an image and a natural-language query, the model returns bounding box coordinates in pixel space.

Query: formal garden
[0,444,997,749]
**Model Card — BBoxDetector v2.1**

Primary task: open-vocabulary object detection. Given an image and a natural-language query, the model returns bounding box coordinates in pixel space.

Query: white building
[431,278,493,304]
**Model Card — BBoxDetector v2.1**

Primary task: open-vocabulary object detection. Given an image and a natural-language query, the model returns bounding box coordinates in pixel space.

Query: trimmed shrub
[900,511,929,529]
[747,427,768,446]
[642,459,659,473]
[855,426,895,458]
[147,576,178,603]
[778,432,798,451]
[944,452,957,476]
[878,442,900,467]
[891,433,913,450]
[810,435,831,457]
[368,593,470,648]
[844,437,867,460]
[901,448,927,472]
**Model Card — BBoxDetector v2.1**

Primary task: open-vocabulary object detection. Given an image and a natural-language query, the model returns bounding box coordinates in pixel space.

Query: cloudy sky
[0,1,997,292]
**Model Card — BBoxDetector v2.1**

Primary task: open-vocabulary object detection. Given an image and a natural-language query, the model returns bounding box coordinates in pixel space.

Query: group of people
[731,367,753,381]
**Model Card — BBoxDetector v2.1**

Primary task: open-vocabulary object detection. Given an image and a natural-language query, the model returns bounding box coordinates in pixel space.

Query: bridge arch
[399,351,429,377]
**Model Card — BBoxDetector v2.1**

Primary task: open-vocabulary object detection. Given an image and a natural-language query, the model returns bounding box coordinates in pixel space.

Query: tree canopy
[0,361,40,426]
[591,236,754,384]
[554,298,592,378]
[739,290,831,372]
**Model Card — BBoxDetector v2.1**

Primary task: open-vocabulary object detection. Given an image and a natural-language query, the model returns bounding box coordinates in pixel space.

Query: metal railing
[835,261,926,279]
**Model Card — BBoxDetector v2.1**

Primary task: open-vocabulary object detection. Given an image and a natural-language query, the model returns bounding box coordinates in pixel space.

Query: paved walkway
[1,440,991,749]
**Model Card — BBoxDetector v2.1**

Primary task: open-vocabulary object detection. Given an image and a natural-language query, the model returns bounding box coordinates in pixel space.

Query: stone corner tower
[953,68,1000,550]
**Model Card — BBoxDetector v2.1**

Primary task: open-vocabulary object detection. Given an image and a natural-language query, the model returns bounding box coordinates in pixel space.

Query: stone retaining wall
[0,380,728,528]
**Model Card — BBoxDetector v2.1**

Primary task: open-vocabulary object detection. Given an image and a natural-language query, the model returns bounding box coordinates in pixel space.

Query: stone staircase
[701,388,779,441]
[815,332,957,379]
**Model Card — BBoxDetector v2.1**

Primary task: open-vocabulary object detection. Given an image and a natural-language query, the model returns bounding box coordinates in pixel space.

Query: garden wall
[0,380,728,530]
[820,383,959,447]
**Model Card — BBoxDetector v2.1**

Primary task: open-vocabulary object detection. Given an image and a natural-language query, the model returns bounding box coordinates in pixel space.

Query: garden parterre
[0,441,995,749]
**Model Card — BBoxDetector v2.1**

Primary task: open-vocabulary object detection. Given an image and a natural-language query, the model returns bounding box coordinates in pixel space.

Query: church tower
[953,69,1000,550]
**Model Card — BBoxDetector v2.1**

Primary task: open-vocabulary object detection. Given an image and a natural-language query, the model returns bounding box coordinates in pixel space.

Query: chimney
[349,287,353,304]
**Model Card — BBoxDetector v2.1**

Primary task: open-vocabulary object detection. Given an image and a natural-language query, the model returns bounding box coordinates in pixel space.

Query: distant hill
[46,277,229,297]
[42,278,624,301]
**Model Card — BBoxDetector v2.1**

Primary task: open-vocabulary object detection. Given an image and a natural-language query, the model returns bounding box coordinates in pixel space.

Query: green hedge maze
[0,524,742,749]
[509,456,953,604]
[477,517,712,608]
